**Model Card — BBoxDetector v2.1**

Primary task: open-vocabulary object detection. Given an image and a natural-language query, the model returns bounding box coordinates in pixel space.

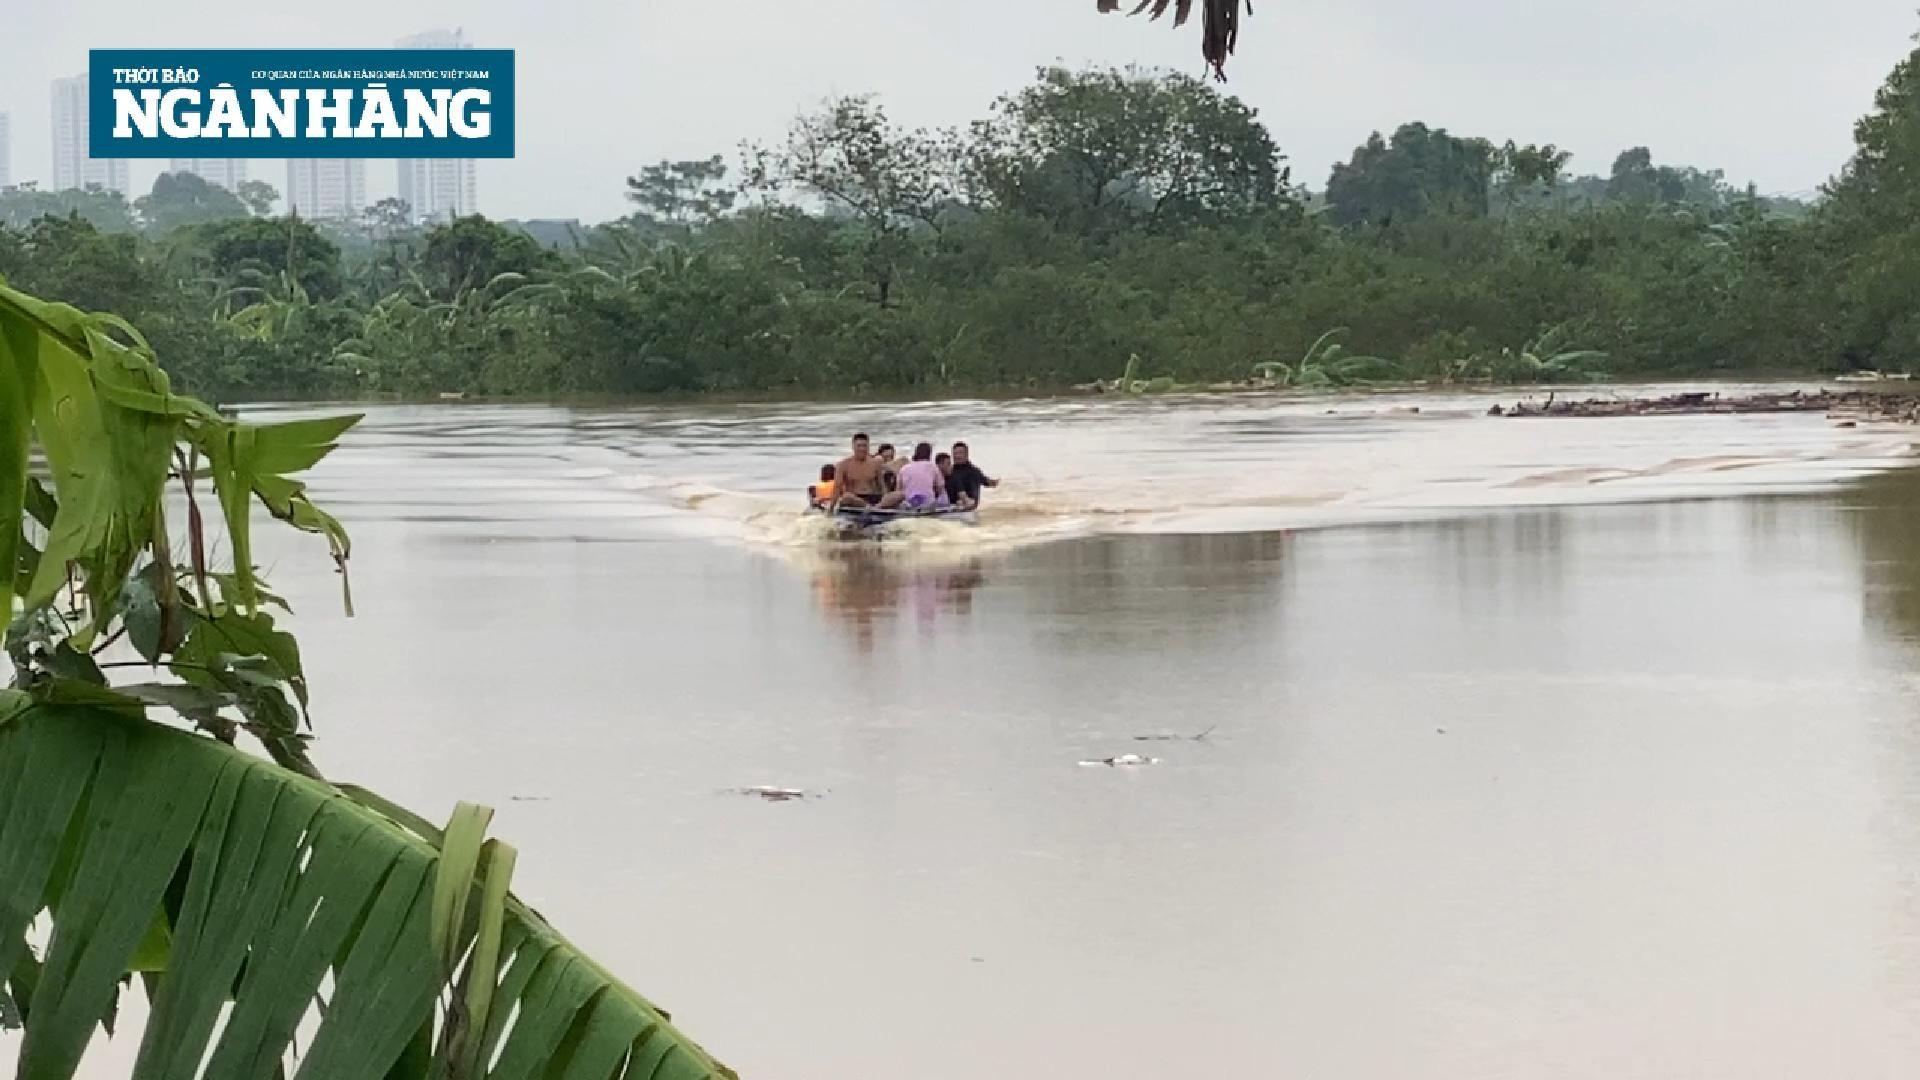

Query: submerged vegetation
[3,47,1920,405]
[0,279,734,1077]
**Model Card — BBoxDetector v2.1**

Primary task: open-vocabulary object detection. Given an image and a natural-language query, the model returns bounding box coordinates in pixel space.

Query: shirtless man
[834,433,888,506]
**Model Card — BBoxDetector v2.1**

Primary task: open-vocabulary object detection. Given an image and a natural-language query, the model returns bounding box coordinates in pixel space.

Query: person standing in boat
[896,442,947,510]
[834,434,888,506]
[946,441,998,509]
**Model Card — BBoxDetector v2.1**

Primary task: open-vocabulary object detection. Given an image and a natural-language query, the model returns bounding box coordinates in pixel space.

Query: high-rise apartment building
[50,74,130,194]
[286,159,367,220]
[0,112,12,190]
[394,29,480,223]
[168,159,249,191]
[397,157,478,225]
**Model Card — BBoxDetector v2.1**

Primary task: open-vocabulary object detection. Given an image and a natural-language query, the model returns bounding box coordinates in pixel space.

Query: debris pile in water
[729,786,819,802]
[1489,387,1920,422]
[1133,725,1216,743]
[1078,754,1161,768]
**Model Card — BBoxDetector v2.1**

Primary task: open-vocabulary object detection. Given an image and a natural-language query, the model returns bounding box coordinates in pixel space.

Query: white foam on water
[660,414,1920,558]
[288,390,1920,551]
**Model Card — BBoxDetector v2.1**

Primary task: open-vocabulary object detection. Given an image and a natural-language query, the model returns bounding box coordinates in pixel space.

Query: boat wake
[741,488,1099,557]
[288,393,1920,555]
[555,397,1920,561]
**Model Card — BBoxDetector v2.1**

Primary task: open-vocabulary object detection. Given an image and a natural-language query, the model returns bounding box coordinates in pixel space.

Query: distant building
[397,157,478,225]
[396,27,472,51]
[286,159,367,220]
[394,29,480,223]
[167,159,249,191]
[50,74,130,194]
[0,111,11,190]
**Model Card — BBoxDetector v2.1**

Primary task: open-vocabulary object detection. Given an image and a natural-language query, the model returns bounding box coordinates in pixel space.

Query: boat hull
[810,503,979,533]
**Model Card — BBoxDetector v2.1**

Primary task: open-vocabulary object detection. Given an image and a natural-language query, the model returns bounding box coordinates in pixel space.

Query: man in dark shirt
[946,441,998,509]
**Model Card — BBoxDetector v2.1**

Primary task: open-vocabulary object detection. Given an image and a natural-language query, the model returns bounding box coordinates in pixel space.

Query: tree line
[0,45,1915,402]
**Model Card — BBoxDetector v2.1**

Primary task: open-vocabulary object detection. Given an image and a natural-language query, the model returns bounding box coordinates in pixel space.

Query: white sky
[0,0,1912,221]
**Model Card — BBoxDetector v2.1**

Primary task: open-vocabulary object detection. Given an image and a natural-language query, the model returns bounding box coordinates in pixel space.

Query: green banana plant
[1252,327,1400,387]
[1486,325,1610,382]
[0,280,736,1079]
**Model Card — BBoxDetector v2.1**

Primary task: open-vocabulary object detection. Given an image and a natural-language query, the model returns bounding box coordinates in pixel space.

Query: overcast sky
[0,0,1913,221]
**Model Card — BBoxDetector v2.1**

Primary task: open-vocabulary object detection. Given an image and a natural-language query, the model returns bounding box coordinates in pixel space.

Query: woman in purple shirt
[896,442,946,510]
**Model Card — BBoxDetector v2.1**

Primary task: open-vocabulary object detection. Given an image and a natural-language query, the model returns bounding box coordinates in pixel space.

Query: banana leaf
[0,281,360,625]
[0,704,737,1080]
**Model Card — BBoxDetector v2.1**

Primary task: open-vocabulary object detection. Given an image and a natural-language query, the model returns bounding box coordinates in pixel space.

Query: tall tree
[1606,148,1673,203]
[964,65,1288,234]
[1325,123,1497,227]
[421,214,555,297]
[624,156,738,228]
[1824,36,1920,367]
[135,171,250,233]
[1605,147,1731,208]
[235,179,280,217]
[363,197,413,237]
[743,94,953,306]
[0,183,137,232]
[1493,141,1572,211]
[1827,39,1920,227]
[188,216,346,300]
[8,214,158,313]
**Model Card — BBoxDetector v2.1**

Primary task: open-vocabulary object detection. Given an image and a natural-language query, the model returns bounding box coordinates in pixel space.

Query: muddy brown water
[25,388,1920,1079]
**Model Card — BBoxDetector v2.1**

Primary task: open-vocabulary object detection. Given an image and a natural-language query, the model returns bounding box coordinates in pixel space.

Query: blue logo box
[89,49,515,158]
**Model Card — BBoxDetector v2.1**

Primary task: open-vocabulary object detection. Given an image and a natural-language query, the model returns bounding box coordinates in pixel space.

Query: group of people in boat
[808,433,998,512]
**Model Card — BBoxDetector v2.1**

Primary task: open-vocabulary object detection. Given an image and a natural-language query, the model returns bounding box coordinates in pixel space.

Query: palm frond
[1096,0,1248,80]
[0,703,737,1080]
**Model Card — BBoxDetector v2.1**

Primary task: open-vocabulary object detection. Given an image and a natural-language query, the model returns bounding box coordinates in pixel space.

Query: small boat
[809,502,979,533]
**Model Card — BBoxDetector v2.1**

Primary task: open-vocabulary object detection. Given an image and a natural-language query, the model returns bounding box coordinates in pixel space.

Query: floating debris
[1491,387,1920,422]
[1133,724,1217,743]
[729,785,818,802]
[1078,754,1161,768]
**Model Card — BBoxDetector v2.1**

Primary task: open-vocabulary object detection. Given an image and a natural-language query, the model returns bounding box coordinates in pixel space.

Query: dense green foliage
[1,49,1916,401]
[1326,123,1495,226]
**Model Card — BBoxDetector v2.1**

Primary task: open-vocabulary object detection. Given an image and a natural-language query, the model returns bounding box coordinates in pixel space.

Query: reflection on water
[1010,531,1292,651]
[38,395,1920,1080]
[806,548,987,652]
[1846,468,1920,650]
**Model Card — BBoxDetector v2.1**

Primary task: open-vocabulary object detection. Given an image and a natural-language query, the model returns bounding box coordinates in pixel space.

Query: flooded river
[98,389,1920,1077]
